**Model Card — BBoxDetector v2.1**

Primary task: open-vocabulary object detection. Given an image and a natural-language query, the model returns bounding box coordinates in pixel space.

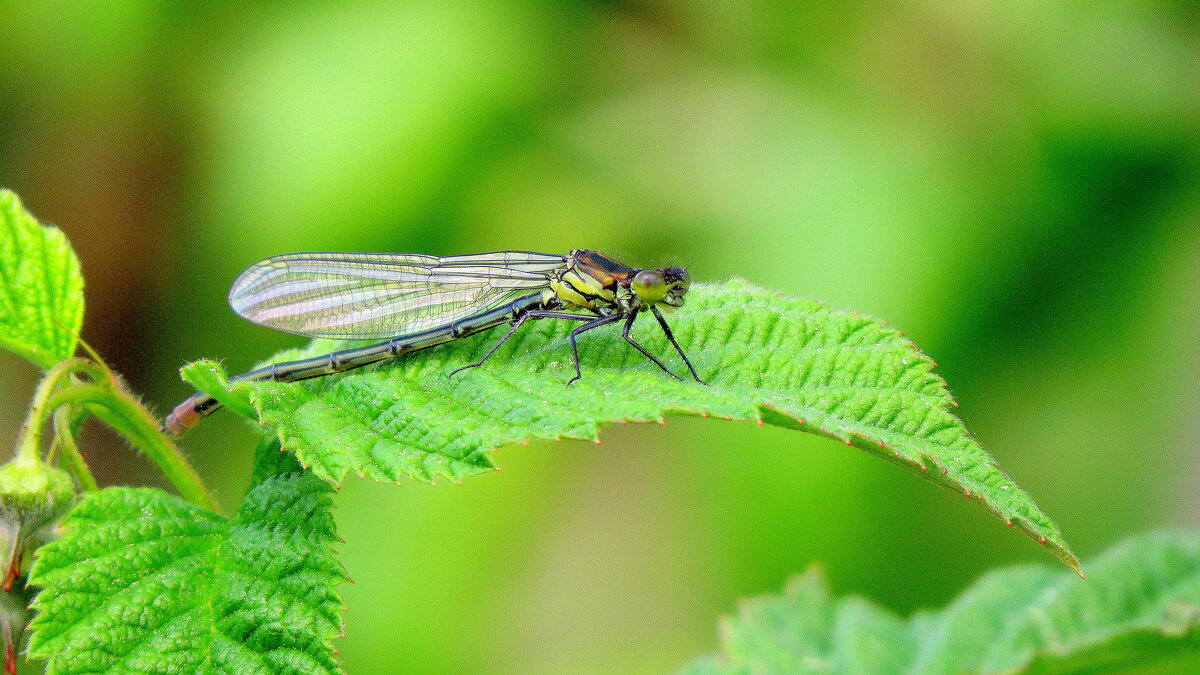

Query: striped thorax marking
[550,249,631,310]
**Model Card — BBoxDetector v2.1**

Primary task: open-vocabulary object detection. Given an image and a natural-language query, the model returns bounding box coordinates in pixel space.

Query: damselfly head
[632,266,690,308]
[662,266,690,307]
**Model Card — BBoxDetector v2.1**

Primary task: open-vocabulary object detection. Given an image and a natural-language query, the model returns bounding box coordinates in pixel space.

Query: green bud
[0,458,75,589]
[0,459,75,535]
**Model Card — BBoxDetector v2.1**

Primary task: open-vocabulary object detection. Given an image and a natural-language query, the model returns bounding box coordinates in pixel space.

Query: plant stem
[14,358,94,467]
[51,406,98,492]
[47,384,220,513]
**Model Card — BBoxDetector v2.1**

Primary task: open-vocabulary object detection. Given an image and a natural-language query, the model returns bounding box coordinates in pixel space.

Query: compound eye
[677,268,691,290]
[663,266,689,290]
[631,270,667,303]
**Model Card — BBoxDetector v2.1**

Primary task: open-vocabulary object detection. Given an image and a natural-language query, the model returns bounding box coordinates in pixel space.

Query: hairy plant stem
[46,384,220,513]
[14,358,98,468]
[50,406,97,492]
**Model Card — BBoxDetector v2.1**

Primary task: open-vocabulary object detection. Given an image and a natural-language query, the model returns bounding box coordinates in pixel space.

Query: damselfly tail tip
[163,401,202,437]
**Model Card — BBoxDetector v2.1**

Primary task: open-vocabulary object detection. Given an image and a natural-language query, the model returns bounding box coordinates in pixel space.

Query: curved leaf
[0,189,84,369]
[682,530,1200,675]
[27,438,344,674]
[186,278,1078,572]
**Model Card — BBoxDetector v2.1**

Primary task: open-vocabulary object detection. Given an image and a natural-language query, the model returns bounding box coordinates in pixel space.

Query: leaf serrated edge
[178,280,1078,574]
[28,474,347,673]
[753,400,1081,577]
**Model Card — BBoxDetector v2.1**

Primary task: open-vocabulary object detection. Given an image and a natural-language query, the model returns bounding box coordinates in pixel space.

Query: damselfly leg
[450,307,703,385]
[650,306,705,384]
[622,311,682,381]
[566,313,626,385]
[448,309,599,378]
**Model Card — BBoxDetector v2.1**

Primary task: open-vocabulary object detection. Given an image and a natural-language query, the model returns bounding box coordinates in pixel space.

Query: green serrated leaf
[181,360,258,418]
[27,437,344,675]
[681,567,910,675]
[683,531,1200,675]
[190,278,1077,571]
[0,190,84,370]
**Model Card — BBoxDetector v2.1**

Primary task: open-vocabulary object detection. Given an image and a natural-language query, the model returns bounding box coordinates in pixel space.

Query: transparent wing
[228,251,565,339]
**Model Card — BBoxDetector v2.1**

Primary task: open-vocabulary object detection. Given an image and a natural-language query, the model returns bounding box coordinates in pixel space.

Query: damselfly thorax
[551,250,632,311]
[551,250,690,313]
[164,249,701,435]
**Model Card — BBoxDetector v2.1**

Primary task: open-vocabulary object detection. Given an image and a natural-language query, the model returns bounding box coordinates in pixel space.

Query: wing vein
[228,251,563,339]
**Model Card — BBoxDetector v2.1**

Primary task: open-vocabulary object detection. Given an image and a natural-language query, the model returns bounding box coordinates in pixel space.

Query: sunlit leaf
[0,190,84,370]
[188,278,1078,572]
[27,438,344,674]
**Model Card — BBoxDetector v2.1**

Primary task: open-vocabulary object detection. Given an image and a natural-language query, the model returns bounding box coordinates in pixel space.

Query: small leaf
[192,278,1077,571]
[680,568,909,675]
[181,360,258,419]
[0,190,84,370]
[27,437,344,674]
[683,531,1200,675]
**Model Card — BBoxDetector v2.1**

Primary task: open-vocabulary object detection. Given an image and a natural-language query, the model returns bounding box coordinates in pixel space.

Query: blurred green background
[1,1,1198,673]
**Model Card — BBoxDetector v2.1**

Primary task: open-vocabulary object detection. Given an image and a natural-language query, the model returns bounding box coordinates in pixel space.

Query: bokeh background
[1,2,1198,673]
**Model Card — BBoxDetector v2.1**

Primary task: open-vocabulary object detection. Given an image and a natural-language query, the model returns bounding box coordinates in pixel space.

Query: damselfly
[164,249,702,435]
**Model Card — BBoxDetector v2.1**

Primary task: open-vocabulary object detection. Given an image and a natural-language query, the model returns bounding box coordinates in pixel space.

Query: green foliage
[0,189,84,370]
[27,437,344,675]
[683,531,1200,675]
[187,278,1078,572]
